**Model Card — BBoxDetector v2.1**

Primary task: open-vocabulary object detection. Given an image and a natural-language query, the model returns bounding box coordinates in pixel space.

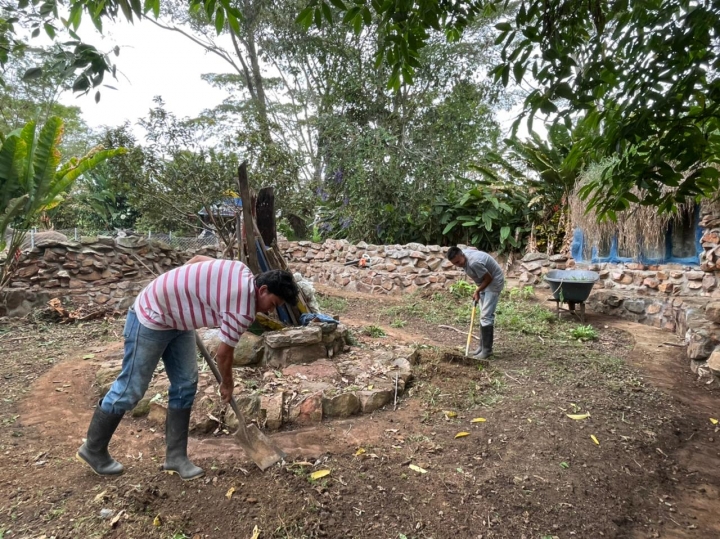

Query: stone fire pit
[93,323,417,435]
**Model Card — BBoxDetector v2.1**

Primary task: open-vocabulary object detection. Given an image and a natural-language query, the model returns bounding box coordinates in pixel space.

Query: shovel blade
[233,424,286,471]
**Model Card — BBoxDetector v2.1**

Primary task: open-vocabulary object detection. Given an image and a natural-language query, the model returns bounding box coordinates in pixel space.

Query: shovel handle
[465,301,477,356]
[194,332,249,435]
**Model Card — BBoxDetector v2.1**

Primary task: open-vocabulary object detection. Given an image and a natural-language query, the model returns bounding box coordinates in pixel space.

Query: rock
[147,403,167,426]
[264,327,322,348]
[521,252,548,262]
[96,236,116,246]
[95,364,122,397]
[204,330,264,366]
[260,392,285,430]
[611,271,624,282]
[646,304,662,315]
[687,271,705,281]
[702,274,717,291]
[289,393,323,424]
[116,236,148,248]
[549,254,568,262]
[16,265,39,278]
[687,331,716,361]
[264,343,327,368]
[690,359,706,375]
[643,278,659,289]
[624,300,646,314]
[627,263,645,270]
[705,302,720,324]
[658,282,674,293]
[701,231,720,244]
[708,349,720,376]
[225,396,261,429]
[358,390,393,413]
[131,398,151,417]
[322,392,360,418]
[521,262,542,273]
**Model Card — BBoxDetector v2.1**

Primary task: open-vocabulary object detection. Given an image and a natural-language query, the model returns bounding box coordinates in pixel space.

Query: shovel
[194,332,286,471]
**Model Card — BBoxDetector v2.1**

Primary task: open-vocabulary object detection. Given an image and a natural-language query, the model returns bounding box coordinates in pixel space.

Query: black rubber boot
[162,407,204,481]
[76,402,125,476]
[471,331,483,356]
[476,325,494,360]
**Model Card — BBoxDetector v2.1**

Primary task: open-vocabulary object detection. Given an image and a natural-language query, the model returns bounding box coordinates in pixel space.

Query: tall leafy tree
[300,0,720,217]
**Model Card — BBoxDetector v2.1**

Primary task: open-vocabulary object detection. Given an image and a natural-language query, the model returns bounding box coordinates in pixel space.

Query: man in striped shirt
[77,256,299,480]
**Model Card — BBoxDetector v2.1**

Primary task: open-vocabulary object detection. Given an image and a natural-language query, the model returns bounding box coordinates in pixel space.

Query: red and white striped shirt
[134,260,256,347]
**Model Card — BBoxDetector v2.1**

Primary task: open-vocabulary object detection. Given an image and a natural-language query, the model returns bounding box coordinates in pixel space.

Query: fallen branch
[438,325,479,340]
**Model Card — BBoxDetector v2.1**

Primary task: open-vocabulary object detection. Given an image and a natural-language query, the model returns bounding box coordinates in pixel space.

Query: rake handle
[465,300,478,356]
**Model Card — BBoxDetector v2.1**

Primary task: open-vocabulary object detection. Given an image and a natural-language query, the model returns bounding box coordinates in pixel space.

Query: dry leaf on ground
[310,469,331,480]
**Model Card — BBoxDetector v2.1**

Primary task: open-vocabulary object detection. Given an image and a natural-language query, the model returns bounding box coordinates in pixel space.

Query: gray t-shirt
[463,249,505,294]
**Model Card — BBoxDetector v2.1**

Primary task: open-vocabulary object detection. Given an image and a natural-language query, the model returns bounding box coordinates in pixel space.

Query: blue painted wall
[571,207,702,265]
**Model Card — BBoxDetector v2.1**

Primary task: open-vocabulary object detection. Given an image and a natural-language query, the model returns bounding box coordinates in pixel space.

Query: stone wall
[279,239,474,295]
[1,235,218,317]
[513,197,720,385]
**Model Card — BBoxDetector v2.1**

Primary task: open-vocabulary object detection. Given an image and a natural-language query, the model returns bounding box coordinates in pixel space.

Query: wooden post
[237,162,260,274]
[256,186,276,247]
[235,213,245,264]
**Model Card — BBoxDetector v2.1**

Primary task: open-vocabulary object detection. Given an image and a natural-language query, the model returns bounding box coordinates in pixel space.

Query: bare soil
[0,285,719,539]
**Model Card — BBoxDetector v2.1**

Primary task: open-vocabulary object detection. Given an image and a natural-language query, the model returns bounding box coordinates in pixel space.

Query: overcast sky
[57,17,529,140]
[58,18,231,134]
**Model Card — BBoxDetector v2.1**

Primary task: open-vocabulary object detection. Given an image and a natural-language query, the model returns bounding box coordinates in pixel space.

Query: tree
[0,45,94,158]
[300,0,720,217]
[0,117,125,288]
[475,123,585,254]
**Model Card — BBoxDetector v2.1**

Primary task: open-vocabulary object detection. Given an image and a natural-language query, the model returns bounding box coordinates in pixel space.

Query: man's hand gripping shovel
[195,332,286,471]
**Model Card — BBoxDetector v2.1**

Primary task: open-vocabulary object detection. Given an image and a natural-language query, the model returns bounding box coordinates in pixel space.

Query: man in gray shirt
[447,246,505,359]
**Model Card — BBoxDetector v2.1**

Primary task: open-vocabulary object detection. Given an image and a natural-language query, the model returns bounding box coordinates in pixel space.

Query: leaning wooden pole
[237,162,260,275]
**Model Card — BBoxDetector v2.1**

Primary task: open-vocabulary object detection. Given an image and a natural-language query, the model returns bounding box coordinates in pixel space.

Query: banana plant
[0,116,126,288]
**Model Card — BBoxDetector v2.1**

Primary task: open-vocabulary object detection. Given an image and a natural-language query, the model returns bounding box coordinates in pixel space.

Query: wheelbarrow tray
[544,269,599,303]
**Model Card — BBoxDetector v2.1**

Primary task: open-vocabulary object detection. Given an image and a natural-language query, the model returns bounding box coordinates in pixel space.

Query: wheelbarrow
[544,269,599,323]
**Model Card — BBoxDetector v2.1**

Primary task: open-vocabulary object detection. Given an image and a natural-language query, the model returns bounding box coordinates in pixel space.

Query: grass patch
[317,294,348,315]
[362,325,387,338]
[569,324,599,341]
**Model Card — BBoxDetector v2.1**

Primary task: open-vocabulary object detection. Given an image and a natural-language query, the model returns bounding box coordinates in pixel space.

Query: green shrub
[362,325,387,338]
[570,325,598,341]
[449,280,475,299]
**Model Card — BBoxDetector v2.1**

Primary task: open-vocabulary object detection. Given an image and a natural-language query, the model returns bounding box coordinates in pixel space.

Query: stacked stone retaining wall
[279,239,477,295]
[1,235,218,317]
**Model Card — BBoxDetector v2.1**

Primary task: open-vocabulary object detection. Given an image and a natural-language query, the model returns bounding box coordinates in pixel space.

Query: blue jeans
[101,308,198,415]
[479,289,501,327]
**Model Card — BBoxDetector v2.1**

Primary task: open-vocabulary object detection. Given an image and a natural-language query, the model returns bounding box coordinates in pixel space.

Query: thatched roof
[569,160,697,259]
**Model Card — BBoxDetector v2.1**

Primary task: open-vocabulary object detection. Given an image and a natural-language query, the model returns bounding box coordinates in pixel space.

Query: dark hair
[447,246,463,260]
[256,270,299,306]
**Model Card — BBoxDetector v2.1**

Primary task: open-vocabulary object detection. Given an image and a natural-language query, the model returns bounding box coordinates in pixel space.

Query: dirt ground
[0,284,719,539]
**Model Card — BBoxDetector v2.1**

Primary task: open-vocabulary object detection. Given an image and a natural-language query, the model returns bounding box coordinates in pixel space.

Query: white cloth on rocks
[293,272,320,313]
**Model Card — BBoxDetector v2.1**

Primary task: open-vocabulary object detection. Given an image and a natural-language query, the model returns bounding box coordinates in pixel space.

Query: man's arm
[187,255,215,265]
[473,273,493,302]
[216,342,235,403]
